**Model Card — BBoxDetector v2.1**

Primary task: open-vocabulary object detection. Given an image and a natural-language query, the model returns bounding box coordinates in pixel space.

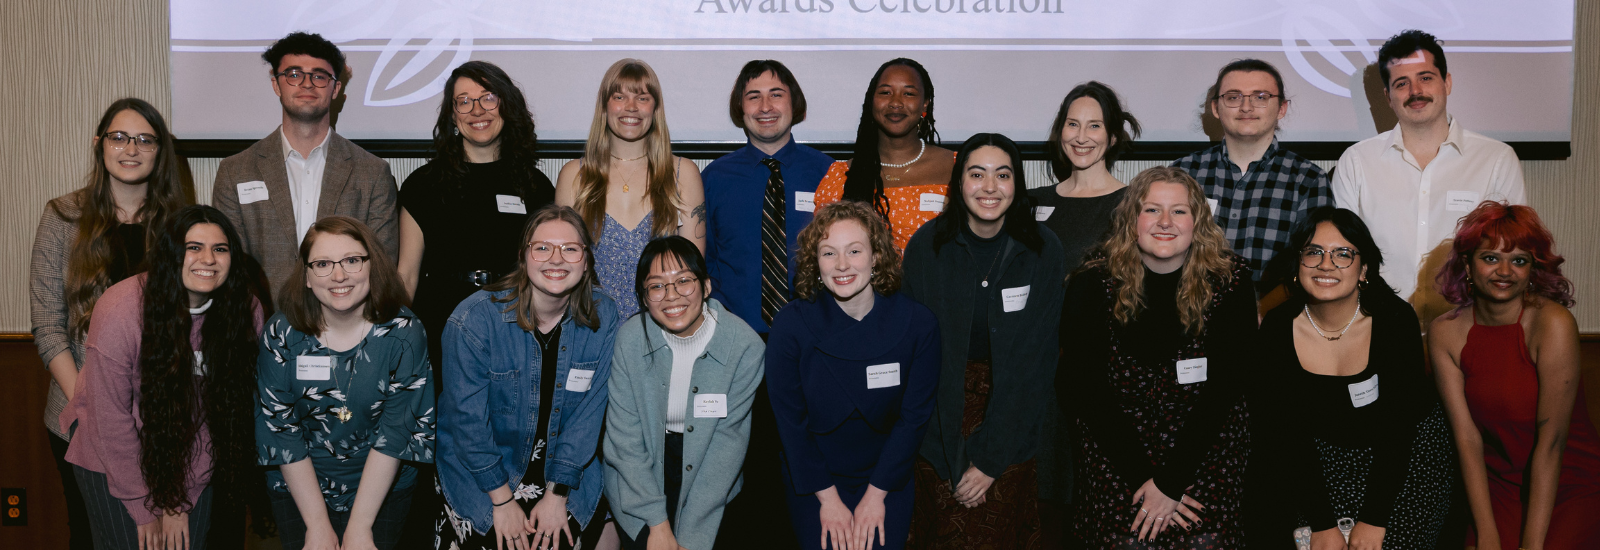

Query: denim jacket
[437,288,619,534]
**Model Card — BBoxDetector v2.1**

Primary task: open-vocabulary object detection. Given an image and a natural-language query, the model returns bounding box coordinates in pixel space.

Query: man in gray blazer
[212,31,398,298]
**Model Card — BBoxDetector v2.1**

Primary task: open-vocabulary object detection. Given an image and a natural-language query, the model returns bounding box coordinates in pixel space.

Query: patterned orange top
[813,159,951,251]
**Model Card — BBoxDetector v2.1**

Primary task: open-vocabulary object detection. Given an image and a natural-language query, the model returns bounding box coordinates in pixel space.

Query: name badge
[1445,191,1482,212]
[237,181,269,204]
[296,355,331,381]
[193,351,207,376]
[1001,285,1030,313]
[1034,206,1055,221]
[866,363,901,389]
[694,394,728,418]
[495,194,527,214]
[1176,357,1208,384]
[1206,198,1220,216]
[565,369,595,392]
[919,193,945,212]
[794,191,816,213]
[1348,375,1379,408]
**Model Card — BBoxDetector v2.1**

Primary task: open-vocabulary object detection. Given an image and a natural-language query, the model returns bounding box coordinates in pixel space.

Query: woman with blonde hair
[557,58,705,321]
[1059,166,1256,548]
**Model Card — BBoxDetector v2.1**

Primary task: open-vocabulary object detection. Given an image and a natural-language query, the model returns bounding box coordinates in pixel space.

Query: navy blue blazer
[765,291,941,495]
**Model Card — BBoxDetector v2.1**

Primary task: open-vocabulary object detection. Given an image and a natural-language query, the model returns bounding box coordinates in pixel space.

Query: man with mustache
[1332,29,1525,302]
[1173,58,1332,295]
[212,32,399,297]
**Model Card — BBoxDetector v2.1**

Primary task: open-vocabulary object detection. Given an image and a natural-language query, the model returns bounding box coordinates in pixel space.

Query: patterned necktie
[760,158,790,326]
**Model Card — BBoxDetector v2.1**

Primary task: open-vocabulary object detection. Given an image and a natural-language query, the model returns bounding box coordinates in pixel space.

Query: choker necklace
[880,141,926,169]
[611,152,647,162]
[1304,293,1362,341]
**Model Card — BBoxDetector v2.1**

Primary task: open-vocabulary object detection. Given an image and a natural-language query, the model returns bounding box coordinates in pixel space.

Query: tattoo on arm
[690,203,707,239]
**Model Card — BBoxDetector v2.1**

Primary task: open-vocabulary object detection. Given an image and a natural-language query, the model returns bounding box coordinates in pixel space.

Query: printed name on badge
[1176,357,1208,384]
[919,193,946,212]
[566,369,595,392]
[1034,206,1056,221]
[1348,375,1379,408]
[296,355,331,381]
[1002,286,1030,313]
[694,394,728,418]
[237,181,269,204]
[495,194,527,214]
[1445,191,1483,213]
[866,363,902,389]
[794,191,816,212]
[194,351,207,376]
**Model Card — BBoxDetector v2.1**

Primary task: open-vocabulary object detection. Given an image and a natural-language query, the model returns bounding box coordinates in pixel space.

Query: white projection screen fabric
[170,0,1574,144]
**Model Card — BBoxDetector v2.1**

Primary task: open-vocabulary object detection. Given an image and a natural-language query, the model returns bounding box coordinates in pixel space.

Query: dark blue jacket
[766,291,941,494]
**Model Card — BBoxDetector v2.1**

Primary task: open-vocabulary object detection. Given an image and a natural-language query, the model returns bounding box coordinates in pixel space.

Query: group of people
[28,26,1598,550]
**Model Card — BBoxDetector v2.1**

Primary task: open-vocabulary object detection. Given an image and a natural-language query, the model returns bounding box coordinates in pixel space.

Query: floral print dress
[255,307,436,513]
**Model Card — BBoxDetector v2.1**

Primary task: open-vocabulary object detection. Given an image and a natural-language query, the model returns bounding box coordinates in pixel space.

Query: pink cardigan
[61,275,261,525]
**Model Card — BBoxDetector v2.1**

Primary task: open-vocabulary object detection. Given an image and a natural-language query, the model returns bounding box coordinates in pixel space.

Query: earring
[1293,274,1299,285]
[453,127,460,136]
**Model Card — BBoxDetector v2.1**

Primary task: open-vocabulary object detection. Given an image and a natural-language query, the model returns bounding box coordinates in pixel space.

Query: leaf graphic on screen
[1354,0,1465,35]
[286,0,399,43]
[1280,6,1379,98]
[363,11,475,108]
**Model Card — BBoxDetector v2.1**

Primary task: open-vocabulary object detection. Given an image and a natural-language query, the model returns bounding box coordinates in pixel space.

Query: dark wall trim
[176,139,1572,162]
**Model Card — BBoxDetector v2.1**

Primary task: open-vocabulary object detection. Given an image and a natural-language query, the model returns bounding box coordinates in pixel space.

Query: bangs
[607,64,656,98]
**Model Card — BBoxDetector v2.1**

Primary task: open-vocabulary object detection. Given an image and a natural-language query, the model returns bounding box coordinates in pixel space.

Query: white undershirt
[663,304,717,434]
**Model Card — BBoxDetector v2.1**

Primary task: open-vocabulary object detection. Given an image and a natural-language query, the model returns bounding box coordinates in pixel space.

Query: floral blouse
[255,307,435,511]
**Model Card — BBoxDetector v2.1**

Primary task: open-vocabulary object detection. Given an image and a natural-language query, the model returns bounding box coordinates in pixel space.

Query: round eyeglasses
[307,255,369,277]
[529,241,586,263]
[1301,247,1360,269]
[454,93,500,114]
[645,275,700,302]
[276,68,336,88]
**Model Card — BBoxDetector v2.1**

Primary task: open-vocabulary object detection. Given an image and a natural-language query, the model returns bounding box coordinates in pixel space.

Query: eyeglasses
[1300,247,1360,269]
[102,131,159,152]
[529,241,586,263]
[1216,91,1281,108]
[276,68,336,88]
[645,275,700,302]
[454,93,499,114]
[307,255,369,277]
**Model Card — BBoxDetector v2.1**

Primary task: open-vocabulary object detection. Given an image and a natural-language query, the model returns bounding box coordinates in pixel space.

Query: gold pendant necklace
[333,356,355,422]
[612,152,646,192]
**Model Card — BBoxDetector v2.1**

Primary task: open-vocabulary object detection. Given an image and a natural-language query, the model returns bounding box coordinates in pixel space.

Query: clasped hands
[135,509,190,550]
[817,484,891,550]
[1128,478,1205,542]
[492,488,572,550]
[1310,521,1386,550]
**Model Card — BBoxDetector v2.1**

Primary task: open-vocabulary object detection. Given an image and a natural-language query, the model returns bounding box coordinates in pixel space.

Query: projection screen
[170,0,1574,145]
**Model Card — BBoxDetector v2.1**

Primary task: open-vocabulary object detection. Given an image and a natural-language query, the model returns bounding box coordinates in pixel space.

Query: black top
[106,223,146,282]
[529,320,562,490]
[1254,291,1436,530]
[1059,256,1258,499]
[399,159,555,372]
[1027,186,1125,274]
[962,222,1009,361]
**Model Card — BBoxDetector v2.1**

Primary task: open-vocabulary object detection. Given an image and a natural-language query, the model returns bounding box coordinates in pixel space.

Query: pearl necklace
[880,140,926,169]
[1304,293,1362,341]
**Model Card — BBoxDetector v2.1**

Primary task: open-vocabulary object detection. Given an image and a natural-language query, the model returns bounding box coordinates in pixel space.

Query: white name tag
[794,191,816,213]
[1206,198,1220,215]
[1445,191,1482,212]
[237,181,270,204]
[1348,375,1379,408]
[1176,357,1208,384]
[193,351,207,376]
[919,193,945,212]
[693,394,728,418]
[866,363,901,389]
[296,355,331,381]
[495,194,527,214]
[1034,206,1055,221]
[565,369,594,392]
[1001,285,1030,313]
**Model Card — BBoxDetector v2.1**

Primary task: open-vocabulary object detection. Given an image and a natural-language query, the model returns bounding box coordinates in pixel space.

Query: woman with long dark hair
[901,133,1064,548]
[29,97,189,550]
[556,58,706,320]
[814,58,954,251]
[257,216,435,550]
[1431,202,1600,550]
[1255,207,1455,550]
[436,206,620,550]
[1060,167,1254,548]
[61,205,262,549]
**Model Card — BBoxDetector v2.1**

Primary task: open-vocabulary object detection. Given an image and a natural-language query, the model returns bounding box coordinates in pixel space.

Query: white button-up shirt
[280,128,332,244]
[1332,117,1525,300]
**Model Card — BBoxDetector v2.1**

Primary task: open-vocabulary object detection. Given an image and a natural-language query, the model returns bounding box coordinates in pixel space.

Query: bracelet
[492,494,515,507]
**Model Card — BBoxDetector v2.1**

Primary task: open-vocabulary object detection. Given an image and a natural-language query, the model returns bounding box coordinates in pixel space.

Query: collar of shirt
[1386,115,1465,162]
[1220,137,1283,173]
[279,126,332,161]
[743,134,801,166]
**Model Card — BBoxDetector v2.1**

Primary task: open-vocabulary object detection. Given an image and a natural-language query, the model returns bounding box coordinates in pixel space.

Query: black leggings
[268,485,414,550]
[618,432,684,550]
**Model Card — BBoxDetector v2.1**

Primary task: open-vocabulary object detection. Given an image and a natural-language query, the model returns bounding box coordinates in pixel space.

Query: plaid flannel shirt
[1172,139,1332,286]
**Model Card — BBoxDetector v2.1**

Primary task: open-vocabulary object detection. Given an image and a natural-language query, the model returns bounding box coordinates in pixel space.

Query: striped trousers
[73,465,213,550]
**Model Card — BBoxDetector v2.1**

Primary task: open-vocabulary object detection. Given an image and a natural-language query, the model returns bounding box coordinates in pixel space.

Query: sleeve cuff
[468,457,507,493]
[545,460,583,489]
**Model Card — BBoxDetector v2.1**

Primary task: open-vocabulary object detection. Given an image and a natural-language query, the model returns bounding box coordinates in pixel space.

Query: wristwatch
[551,483,571,498]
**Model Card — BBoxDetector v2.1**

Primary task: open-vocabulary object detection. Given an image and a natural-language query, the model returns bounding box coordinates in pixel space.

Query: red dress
[1460,307,1600,550]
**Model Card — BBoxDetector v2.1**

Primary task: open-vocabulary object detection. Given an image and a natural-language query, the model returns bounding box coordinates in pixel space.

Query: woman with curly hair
[765,201,940,550]
[61,205,263,550]
[257,216,435,550]
[30,97,190,550]
[1429,202,1600,550]
[1058,166,1255,548]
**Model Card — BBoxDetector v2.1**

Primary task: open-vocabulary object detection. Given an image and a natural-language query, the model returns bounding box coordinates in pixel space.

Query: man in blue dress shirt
[702,59,834,335]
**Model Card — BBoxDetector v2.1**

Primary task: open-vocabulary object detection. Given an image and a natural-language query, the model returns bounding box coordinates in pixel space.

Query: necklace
[611,152,646,192]
[880,140,926,169]
[980,242,1005,288]
[332,354,355,422]
[1304,293,1362,341]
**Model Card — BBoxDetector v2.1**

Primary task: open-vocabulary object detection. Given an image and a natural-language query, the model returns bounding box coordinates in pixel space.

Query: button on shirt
[1332,117,1526,300]
[1172,139,1331,286]
[280,128,332,243]
[702,138,834,333]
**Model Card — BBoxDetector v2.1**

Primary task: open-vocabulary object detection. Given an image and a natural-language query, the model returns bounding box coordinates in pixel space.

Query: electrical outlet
[1,488,24,526]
